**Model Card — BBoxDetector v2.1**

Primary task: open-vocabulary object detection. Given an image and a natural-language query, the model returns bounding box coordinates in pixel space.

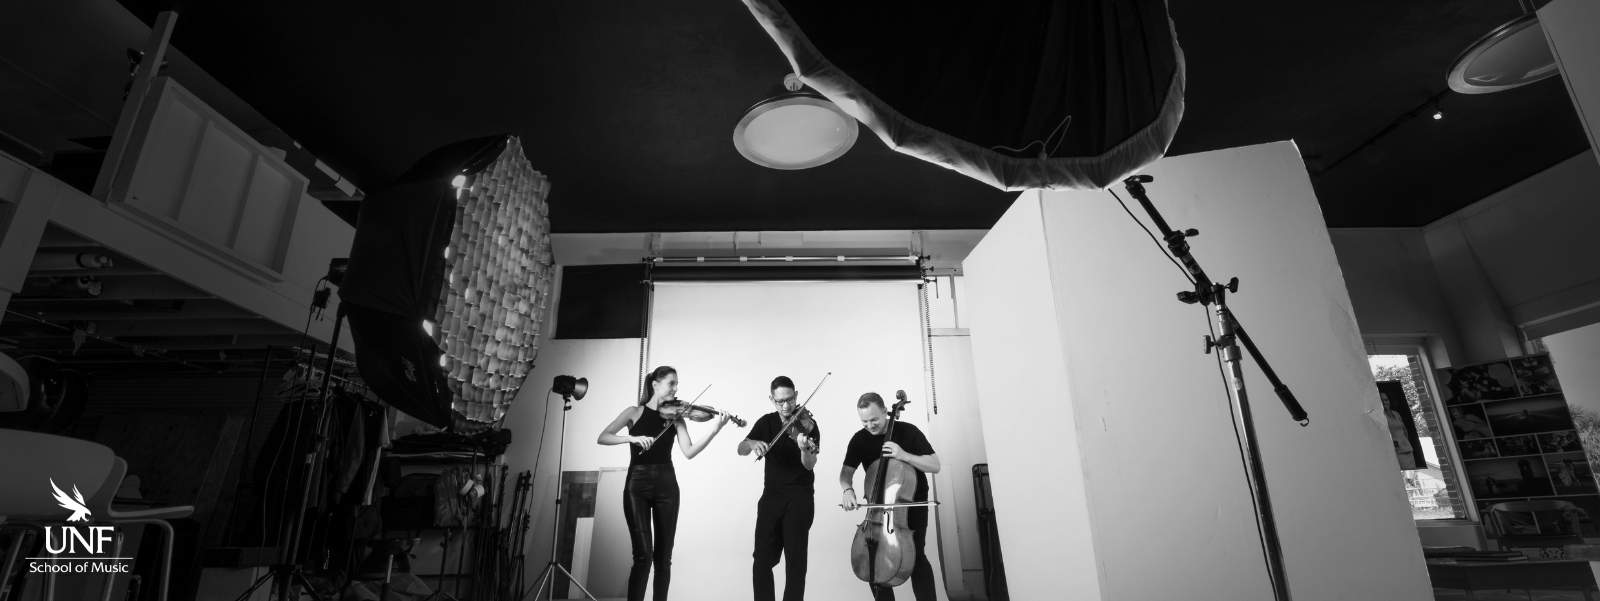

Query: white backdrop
[629,280,952,601]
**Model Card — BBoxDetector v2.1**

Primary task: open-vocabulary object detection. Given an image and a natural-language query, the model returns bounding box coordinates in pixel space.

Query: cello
[849,390,936,587]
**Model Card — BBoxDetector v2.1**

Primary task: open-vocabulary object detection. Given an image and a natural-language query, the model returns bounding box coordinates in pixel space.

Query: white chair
[0,428,116,600]
[0,429,193,601]
[92,457,193,601]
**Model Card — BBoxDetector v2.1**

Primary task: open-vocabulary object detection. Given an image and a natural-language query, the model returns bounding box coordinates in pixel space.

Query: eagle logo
[50,479,92,522]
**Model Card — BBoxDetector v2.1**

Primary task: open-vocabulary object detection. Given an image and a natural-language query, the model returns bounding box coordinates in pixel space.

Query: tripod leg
[523,563,555,601]
[379,554,392,601]
[290,569,332,601]
[554,563,598,600]
[230,569,274,601]
[438,529,453,597]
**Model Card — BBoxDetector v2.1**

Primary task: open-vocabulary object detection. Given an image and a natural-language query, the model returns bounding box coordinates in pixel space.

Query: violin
[659,399,746,427]
[849,390,923,587]
[756,372,830,460]
[645,384,745,445]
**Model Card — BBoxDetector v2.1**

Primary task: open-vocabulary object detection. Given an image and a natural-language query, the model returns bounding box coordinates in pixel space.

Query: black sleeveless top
[628,405,676,466]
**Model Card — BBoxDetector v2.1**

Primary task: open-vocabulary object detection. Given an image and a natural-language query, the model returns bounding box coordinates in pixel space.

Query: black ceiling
[117,0,1588,232]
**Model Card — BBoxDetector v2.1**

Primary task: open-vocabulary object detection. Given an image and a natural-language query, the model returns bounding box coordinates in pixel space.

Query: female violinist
[596,366,732,601]
[840,392,940,601]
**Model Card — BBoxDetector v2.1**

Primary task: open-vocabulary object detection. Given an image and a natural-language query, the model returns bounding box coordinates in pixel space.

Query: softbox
[341,135,509,428]
[739,0,1186,190]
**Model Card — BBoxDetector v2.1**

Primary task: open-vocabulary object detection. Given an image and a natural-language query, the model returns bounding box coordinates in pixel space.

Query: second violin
[756,372,830,459]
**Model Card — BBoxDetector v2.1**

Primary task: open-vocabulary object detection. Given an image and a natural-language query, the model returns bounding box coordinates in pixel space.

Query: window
[1370,353,1470,520]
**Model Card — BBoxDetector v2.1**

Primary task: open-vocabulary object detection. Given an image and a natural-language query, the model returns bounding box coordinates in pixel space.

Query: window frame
[1366,337,1478,524]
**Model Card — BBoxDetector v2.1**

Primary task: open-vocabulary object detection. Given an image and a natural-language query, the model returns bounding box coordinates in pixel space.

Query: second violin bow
[757,371,832,460]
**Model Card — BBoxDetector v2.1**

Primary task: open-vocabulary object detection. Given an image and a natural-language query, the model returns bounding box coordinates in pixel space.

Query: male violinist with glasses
[738,376,821,601]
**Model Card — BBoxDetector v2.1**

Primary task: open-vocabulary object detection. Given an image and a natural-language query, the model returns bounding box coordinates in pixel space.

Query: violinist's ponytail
[641,365,677,406]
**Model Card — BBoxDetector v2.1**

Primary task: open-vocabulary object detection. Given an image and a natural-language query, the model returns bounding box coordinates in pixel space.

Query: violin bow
[756,371,832,459]
[651,384,712,444]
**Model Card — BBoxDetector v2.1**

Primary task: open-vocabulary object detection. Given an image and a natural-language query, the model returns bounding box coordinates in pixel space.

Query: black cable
[918,279,938,415]
[241,345,279,550]
[1,309,218,373]
[1311,89,1449,178]
[1204,311,1275,585]
[1110,184,1276,592]
[262,277,329,554]
[1108,188,1195,285]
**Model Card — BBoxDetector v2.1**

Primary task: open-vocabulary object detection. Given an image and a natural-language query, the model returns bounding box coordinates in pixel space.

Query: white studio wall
[503,336,641,599]
[631,280,952,601]
[963,141,1433,601]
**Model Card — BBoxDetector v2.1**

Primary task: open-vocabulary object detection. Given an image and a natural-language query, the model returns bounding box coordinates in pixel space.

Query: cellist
[840,392,940,601]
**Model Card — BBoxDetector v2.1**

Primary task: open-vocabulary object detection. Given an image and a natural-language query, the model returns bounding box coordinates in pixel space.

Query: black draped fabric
[739,0,1185,190]
[341,135,509,428]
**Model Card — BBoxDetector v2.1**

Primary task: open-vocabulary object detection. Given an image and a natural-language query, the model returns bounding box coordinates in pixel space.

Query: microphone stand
[1122,175,1309,601]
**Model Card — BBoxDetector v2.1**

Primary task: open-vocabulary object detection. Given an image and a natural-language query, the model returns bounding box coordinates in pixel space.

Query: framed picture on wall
[1459,439,1500,459]
[1547,453,1598,494]
[1378,380,1424,470]
[1448,403,1493,440]
[1466,456,1554,499]
[1483,396,1573,437]
[1512,355,1562,396]
[1549,496,1600,537]
[1439,362,1519,405]
[1539,430,1585,454]
[1495,434,1541,457]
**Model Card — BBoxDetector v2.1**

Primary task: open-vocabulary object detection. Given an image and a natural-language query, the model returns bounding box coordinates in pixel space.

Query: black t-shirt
[844,422,935,530]
[628,406,675,466]
[747,412,822,491]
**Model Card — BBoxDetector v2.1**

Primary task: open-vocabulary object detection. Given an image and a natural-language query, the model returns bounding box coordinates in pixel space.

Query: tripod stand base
[233,564,330,601]
[523,561,598,601]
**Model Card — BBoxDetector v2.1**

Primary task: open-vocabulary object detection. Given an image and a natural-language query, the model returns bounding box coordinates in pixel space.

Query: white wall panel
[965,142,1433,600]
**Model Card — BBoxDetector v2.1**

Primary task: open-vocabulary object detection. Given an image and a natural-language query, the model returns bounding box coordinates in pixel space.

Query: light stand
[523,376,597,601]
[1122,175,1309,601]
[234,311,345,601]
[235,261,351,601]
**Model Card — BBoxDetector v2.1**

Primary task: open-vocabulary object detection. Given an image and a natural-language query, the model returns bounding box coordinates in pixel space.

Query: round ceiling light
[1447,12,1559,94]
[733,75,859,170]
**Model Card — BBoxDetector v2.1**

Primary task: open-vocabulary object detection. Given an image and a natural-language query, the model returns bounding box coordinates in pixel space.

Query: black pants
[623,464,679,601]
[752,489,814,601]
[869,526,935,601]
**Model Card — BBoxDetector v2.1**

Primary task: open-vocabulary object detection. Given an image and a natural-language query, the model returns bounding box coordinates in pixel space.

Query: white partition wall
[1542,0,1600,165]
[963,142,1432,601]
